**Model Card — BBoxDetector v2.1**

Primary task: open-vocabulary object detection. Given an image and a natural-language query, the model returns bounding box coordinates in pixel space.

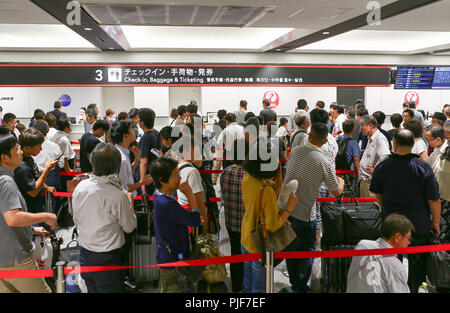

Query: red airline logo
[404,91,420,106]
[263,91,280,109]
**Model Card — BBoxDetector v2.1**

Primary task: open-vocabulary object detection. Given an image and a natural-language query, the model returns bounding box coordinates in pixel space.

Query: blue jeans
[285,217,317,293]
[241,245,265,293]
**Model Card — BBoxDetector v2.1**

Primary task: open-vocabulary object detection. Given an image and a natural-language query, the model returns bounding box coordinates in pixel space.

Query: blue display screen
[394,67,435,89]
[431,67,450,89]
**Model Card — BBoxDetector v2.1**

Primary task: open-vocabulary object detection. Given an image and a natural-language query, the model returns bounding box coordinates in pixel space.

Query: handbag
[321,194,382,247]
[58,228,80,264]
[197,233,227,284]
[164,228,206,292]
[425,233,450,289]
[250,186,297,253]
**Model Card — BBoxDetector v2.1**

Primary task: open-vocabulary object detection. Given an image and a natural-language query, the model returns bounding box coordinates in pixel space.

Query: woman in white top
[404,119,428,160]
[276,118,292,147]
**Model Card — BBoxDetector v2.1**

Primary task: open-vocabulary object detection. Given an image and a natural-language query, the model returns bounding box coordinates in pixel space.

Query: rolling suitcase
[322,244,355,293]
[129,193,160,286]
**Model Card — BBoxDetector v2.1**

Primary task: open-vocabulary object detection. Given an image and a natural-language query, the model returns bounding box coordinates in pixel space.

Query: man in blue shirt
[336,120,360,171]
[370,129,441,293]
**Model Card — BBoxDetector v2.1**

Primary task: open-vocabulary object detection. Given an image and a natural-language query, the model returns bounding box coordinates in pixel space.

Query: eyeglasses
[5,121,18,126]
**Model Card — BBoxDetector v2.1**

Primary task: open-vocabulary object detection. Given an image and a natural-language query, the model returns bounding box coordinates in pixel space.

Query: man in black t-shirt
[80,120,110,172]
[13,128,58,214]
[259,99,277,125]
[138,108,161,195]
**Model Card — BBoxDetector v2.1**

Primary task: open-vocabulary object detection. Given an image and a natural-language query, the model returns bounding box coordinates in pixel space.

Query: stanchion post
[55,261,66,293]
[265,248,274,293]
[45,191,52,213]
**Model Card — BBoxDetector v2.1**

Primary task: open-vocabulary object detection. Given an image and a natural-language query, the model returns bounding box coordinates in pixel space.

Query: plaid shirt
[220,165,246,233]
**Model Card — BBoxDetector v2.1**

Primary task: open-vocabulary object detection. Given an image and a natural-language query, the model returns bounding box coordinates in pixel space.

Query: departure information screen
[394,67,435,89]
[432,67,450,89]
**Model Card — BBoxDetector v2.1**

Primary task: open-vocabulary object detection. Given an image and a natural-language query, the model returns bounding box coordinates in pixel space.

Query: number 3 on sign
[94,69,103,81]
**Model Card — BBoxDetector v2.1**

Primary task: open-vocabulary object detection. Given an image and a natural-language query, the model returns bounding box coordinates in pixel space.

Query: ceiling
[0,0,448,54]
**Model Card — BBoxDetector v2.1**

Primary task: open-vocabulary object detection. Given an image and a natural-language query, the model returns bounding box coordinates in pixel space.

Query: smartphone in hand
[151,148,161,158]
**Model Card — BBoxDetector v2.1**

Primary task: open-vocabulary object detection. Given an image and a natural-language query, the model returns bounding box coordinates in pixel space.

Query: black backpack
[335,137,353,170]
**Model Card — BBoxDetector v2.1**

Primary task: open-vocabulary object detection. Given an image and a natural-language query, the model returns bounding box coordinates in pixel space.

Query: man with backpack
[336,120,361,171]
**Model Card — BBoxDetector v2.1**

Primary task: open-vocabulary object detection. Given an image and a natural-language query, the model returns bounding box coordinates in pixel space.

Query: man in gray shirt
[0,135,57,293]
[347,213,414,293]
[408,101,425,126]
[234,100,248,125]
[290,112,310,148]
[281,123,344,293]
[288,99,309,131]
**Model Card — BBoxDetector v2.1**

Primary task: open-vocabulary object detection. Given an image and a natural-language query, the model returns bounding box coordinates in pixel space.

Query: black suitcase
[134,193,154,245]
[322,244,355,293]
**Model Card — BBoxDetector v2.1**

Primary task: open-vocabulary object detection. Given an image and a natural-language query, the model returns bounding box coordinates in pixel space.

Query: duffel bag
[320,200,346,247]
[426,233,450,289]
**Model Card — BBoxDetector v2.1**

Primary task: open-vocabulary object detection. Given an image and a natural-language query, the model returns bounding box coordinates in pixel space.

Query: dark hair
[408,101,417,109]
[217,109,227,120]
[80,107,86,113]
[86,108,97,119]
[225,113,236,123]
[16,122,26,134]
[0,135,18,162]
[116,112,128,121]
[310,123,329,144]
[54,101,62,109]
[346,106,356,118]
[354,99,364,105]
[262,99,271,107]
[279,117,288,127]
[342,119,355,134]
[316,100,325,109]
[186,103,198,114]
[109,120,132,144]
[357,108,369,117]
[43,113,57,127]
[170,108,178,119]
[188,113,201,125]
[390,113,403,128]
[432,112,446,124]
[33,109,45,121]
[160,126,181,143]
[381,213,415,239]
[149,157,179,189]
[87,103,97,111]
[19,127,45,148]
[244,111,255,122]
[92,119,110,132]
[231,138,250,165]
[330,104,339,112]
[360,115,378,128]
[245,116,260,133]
[105,108,115,119]
[243,137,279,179]
[297,99,307,110]
[404,119,422,138]
[337,105,345,114]
[373,111,386,125]
[177,105,187,116]
[128,108,139,119]
[33,120,49,136]
[56,117,71,131]
[425,124,445,140]
[138,108,155,129]
[309,108,329,124]
[90,142,121,176]
[240,100,248,109]
[393,128,414,147]
[0,125,11,136]
[3,113,16,123]
[402,102,410,108]
[403,109,414,119]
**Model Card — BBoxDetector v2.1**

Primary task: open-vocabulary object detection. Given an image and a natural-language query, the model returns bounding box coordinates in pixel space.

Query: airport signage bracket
[0,63,391,87]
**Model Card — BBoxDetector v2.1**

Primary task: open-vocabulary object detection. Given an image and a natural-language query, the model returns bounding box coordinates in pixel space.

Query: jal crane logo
[263,91,280,109]
[404,91,420,106]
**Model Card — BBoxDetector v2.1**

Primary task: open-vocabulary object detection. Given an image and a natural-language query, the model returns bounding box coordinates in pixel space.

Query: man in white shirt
[331,104,347,135]
[216,113,245,169]
[347,213,414,293]
[72,142,136,293]
[359,115,391,198]
[32,120,62,173]
[50,117,75,172]
[109,120,152,199]
[424,124,447,169]
[289,99,309,131]
[177,137,208,234]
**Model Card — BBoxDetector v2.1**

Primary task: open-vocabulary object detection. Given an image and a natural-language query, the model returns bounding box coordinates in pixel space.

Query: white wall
[102,87,134,118]
[366,86,450,116]
[134,86,170,117]
[0,86,103,118]
[169,87,201,113]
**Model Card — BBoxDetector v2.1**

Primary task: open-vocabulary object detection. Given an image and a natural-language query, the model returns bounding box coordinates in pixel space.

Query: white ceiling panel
[121,26,293,50]
[0,24,98,50]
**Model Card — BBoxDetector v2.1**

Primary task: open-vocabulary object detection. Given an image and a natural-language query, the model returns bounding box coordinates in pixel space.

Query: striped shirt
[281,142,340,222]
[220,165,246,233]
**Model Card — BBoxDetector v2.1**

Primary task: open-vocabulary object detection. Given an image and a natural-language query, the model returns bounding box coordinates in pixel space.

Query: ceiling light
[84,27,93,31]
[109,47,114,49]
[322,31,330,35]
[428,51,434,54]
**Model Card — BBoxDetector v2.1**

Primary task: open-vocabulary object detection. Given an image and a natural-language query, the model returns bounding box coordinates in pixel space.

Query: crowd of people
[0,97,449,293]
